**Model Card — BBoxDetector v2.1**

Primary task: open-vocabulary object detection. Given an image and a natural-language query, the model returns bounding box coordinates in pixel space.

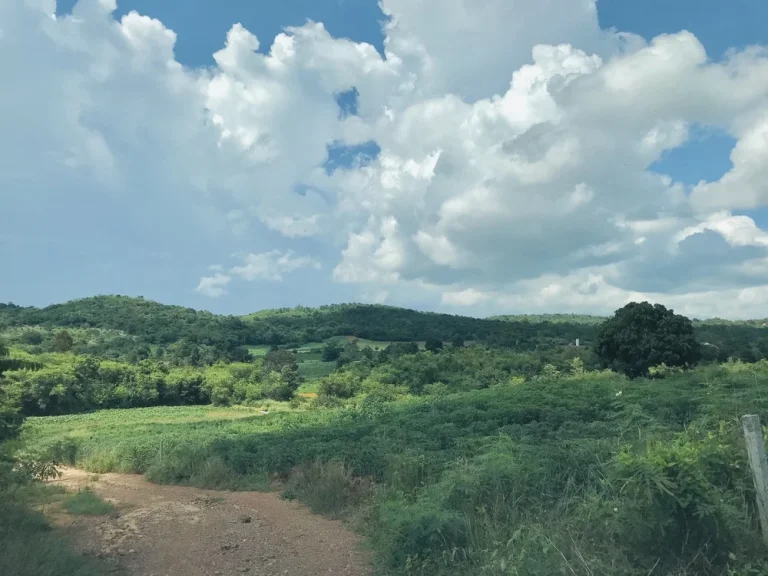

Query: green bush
[283,460,371,517]
[318,372,360,399]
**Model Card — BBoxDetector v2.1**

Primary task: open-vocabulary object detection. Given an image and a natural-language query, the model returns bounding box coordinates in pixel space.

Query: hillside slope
[0,297,251,346]
[0,298,595,350]
[244,303,592,348]
[3,296,768,361]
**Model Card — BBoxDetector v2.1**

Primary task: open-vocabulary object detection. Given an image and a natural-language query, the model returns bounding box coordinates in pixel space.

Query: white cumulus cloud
[5,0,768,317]
[230,250,321,282]
[196,274,232,298]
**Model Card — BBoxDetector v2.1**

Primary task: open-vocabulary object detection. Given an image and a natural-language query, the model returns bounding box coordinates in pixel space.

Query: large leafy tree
[595,302,700,378]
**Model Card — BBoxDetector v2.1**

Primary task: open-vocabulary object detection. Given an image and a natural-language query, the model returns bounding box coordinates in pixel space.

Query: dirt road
[48,468,372,576]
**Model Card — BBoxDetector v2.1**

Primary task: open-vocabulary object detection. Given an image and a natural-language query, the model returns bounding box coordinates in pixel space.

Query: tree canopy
[595,302,701,378]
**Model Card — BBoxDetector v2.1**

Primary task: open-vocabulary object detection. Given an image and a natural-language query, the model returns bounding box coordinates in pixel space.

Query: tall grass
[21,363,768,575]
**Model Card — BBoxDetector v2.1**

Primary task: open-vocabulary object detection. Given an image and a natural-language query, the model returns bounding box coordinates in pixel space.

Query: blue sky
[3,0,768,318]
[54,0,768,67]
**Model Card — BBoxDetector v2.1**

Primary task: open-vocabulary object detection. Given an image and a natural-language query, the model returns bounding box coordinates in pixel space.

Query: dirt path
[48,468,372,576]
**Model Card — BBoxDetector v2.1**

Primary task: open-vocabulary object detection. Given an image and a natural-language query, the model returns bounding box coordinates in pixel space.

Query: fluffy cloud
[690,113,768,211]
[230,250,321,282]
[5,0,768,317]
[195,250,321,298]
[323,31,768,315]
[378,0,626,101]
[196,274,231,298]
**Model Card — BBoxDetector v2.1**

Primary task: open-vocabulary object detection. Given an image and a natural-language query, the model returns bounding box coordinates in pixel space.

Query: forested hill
[0,296,252,346]
[493,313,768,362]
[3,296,768,362]
[491,313,607,325]
[493,312,768,329]
[243,303,591,347]
[0,297,593,349]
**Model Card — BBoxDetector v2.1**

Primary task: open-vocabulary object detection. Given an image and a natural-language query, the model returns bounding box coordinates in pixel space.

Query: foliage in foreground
[0,497,110,576]
[22,362,768,575]
[0,444,111,576]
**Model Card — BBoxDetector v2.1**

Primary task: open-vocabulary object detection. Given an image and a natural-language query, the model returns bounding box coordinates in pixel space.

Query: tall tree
[595,302,700,378]
[52,330,74,353]
[262,349,299,376]
[425,339,444,353]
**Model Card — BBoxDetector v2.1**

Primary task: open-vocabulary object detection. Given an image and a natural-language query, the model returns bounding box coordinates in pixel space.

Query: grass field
[19,405,284,445]
[19,362,768,575]
[297,360,335,379]
[297,380,319,394]
[245,345,271,357]
[247,336,419,360]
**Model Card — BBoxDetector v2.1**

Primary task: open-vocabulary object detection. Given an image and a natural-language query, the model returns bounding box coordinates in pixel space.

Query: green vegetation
[7,295,768,575]
[491,313,608,324]
[596,302,701,378]
[5,296,768,366]
[62,488,115,516]
[0,442,112,576]
[0,347,302,417]
[21,361,768,575]
[0,297,254,365]
[0,493,110,576]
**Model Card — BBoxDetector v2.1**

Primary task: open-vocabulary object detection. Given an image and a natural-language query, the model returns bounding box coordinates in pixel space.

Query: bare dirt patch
[48,468,371,576]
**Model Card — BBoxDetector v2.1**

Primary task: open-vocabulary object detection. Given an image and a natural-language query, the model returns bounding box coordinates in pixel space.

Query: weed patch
[62,488,115,516]
[0,486,112,575]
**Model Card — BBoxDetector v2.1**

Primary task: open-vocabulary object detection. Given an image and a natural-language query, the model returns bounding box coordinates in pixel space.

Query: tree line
[0,347,302,424]
[4,296,768,363]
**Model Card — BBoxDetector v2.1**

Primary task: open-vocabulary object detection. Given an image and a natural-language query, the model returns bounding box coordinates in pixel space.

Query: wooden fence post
[741,414,768,544]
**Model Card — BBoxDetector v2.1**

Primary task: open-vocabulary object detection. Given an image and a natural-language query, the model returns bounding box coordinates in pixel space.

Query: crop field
[297,360,335,379]
[20,405,285,444]
[245,345,271,357]
[20,362,768,575]
[247,336,415,360]
[340,336,427,350]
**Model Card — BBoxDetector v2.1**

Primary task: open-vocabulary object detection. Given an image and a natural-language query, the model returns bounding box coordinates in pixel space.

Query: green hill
[4,296,768,362]
[491,313,607,325]
[0,296,251,346]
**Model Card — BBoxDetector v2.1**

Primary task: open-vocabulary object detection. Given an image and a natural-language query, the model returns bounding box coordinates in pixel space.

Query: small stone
[238,515,252,523]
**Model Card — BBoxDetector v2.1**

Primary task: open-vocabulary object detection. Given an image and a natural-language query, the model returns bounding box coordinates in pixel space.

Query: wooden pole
[741,414,768,544]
